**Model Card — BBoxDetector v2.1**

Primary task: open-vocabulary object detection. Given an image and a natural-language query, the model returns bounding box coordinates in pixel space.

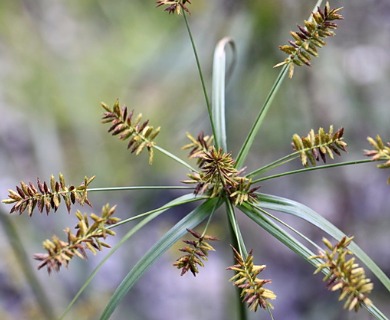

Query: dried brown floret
[2,174,94,216]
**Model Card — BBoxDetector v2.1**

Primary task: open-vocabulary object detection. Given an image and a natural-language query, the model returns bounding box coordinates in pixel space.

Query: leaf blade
[257,193,390,293]
[212,37,236,151]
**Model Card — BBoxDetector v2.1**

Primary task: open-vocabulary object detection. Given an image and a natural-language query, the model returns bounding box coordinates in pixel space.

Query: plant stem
[228,224,248,320]
[247,151,301,178]
[88,185,194,192]
[235,0,326,170]
[225,198,248,320]
[236,65,289,169]
[154,145,196,171]
[110,194,206,228]
[252,159,372,183]
[200,198,220,238]
[182,11,218,147]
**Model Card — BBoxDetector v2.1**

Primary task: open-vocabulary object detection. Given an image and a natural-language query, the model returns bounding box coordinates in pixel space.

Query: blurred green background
[0,0,389,319]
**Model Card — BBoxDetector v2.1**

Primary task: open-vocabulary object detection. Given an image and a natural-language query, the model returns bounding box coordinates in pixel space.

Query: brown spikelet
[310,236,373,312]
[182,133,259,205]
[275,2,343,78]
[173,229,217,276]
[291,126,347,167]
[34,204,120,274]
[227,247,276,312]
[364,135,390,184]
[101,100,160,165]
[2,174,94,216]
[156,0,191,15]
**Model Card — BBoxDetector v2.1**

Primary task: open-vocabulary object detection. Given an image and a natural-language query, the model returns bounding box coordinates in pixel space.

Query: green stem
[225,197,248,320]
[88,185,194,192]
[226,198,247,257]
[236,65,289,169]
[254,205,321,252]
[0,210,56,320]
[200,198,220,238]
[247,151,301,178]
[252,159,372,183]
[154,145,195,171]
[182,11,218,147]
[110,195,206,228]
[235,0,325,170]
[228,230,248,320]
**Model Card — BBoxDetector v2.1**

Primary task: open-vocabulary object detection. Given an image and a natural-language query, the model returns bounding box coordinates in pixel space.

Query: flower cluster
[292,126,347,167]
[183,133,259,205]
[101,100,160,165]
[365,135,390,183]
[182,132,214,167]
[156,0,192,15]
[275,2,343,78]
[311,236,373,311]
[227,247,276,312]
[173,229,217,276]
[2,174,94,216]
[34,204,120,274]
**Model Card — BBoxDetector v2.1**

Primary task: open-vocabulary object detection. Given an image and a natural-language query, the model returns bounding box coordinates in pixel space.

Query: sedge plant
[2,1,390,319]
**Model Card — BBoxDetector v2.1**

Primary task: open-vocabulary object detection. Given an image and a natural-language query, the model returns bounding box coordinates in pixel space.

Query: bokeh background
[0,0,389,319]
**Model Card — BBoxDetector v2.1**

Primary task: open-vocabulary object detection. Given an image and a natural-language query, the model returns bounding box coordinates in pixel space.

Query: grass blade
[240,203,318,264]
[240,203,388,319]
[212,37,236,151]
[257,193,390,293]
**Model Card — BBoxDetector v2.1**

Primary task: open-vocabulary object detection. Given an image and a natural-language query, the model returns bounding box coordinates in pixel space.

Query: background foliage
[0,0,389,319]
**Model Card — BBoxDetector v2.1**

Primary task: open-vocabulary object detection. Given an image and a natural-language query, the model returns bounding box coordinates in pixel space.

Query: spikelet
[311,236,373,312]
[101,100,160,164]
[173,229,217,276]
[2,174,94,216]
[364,135,390,183]
[275,2,343,78]
[34,204,120,274]
[227,247,276,312]
[292,126,347,167]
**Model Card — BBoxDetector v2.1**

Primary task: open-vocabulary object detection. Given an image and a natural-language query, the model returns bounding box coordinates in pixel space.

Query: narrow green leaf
[212,37,236,151]
[240,203,388,319]
[99,198,220,320]
[239,203,319,265]
[257,193,390,293]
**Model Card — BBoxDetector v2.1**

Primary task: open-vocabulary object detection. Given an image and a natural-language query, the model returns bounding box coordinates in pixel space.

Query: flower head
[156,0,191,15]
[311,236,373,312]
[275,2,343,78]
[227,247,276,312]
[173,229,217,276]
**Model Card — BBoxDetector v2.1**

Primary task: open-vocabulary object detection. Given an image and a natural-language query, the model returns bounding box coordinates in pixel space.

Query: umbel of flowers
[2,1,389,319]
